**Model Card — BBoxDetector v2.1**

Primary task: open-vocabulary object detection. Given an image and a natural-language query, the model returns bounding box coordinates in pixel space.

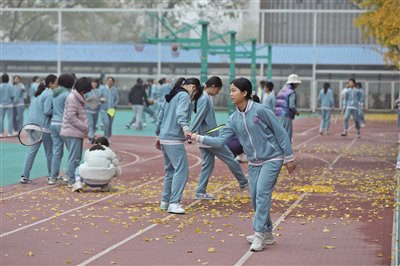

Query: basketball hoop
[134,43,144,52]
[171,43,179,57]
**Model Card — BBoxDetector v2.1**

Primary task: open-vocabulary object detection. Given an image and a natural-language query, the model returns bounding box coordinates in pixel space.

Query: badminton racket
[187,123,226,144]
[18,123,43,146]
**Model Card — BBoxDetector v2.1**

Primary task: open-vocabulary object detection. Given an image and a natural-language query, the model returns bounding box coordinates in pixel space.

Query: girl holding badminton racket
[155,77,200,214]
[60,77,91,190]
[48,74,74,185]
[190,76,248,200]
[98,77,119,139]
[19,74,58,184]
[190,77,296,252]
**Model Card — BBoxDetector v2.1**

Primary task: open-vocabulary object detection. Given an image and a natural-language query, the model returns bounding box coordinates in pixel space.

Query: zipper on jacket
[242,112,257,160]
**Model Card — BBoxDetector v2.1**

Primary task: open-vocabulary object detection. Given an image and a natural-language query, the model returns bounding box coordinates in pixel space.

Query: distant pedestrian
[262,81,276,111]
[356,82,366,127]
[318,82,334,135]
[126,78,148,130]
[341,78,361,137]
[275,74,301,142]
[12,75,26,132]
[29,76,41,100]
[85,78,101,144]
[98,77,119,139]
[0,73,16,137]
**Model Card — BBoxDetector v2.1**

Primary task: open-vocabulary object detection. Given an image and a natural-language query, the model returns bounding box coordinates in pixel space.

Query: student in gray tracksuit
[20,75,58,184]
[155,77,200,215]
[318,82,334,135]
[341,78,361,137]
[12,75,26,132]
[191,77,296,252]
[48,74,74,185]
[190,76,248,200]
[98,77,119,139]
[85,79,101,143]
[0,73,15,137]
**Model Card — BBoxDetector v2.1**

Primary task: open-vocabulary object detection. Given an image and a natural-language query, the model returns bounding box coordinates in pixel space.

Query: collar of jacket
[236,100,254,114]
[71,89,86,105]
[165,86,188,103]
[53,86,68,97]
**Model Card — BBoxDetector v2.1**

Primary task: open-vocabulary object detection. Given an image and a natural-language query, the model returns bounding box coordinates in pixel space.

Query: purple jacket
[60,89,89,139]
[275,84,296,119]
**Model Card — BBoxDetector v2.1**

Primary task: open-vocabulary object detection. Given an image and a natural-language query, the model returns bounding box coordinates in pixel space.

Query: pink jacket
[60,89,89,138]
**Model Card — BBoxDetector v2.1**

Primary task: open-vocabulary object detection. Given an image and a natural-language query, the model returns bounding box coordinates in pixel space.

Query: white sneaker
[160,201,169,211]
[194,192,215,200]
[167,203,185,214]
[20,176,29,184]
[59,175,69,183]
[0,133,4,138]
[72,180,83,192]
[48,178,57,185]
[246,232,276,245]
[250,232,266,252]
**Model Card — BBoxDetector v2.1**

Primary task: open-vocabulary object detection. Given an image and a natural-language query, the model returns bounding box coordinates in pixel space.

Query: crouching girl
[73,136,121,192]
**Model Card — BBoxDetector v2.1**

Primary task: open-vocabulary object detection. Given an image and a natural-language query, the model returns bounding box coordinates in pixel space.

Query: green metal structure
[145,13,272,114]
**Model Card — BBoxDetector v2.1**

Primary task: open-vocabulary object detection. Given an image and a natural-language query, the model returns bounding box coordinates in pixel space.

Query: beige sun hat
[286,74,302,84]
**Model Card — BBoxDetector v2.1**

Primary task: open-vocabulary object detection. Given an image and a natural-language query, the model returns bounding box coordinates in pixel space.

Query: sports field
[0,112,398,265]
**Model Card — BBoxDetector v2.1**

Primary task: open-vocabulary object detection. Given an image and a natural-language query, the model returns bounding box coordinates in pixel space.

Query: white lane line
[0,152,202,238]
[77,181,236,266]
[0,152,160,201]
[234,137,358,266]
[297,125,320,136]
[294,134,320,149]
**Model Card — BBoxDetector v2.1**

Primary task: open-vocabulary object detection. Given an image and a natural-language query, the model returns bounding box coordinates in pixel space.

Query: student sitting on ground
[73,136,121,192]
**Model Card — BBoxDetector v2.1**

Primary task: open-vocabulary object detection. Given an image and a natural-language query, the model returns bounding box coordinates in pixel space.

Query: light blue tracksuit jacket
[49,87,70,180]
[21,89,53,179]
[0,82,15,135]
[13,83,26,131]
[318,88,334,132]
[85,88,101,140]
[262,90,276,111]
[156,90,190,204]
[98,85,119,138]
[198,101,294,233]
[191,91,248,194]
[357,88,366,125]
[343,88,361,132]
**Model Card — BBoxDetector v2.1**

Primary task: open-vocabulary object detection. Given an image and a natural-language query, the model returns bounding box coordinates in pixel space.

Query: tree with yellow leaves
[354,0,400,69]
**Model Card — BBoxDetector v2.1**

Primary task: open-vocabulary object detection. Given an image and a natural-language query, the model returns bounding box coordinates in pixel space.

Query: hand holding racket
[18,123,43,146]
[188,123,226,144]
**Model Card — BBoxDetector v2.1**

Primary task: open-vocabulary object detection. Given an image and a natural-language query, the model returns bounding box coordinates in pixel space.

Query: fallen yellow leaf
[324,246,336,249]
[208,247,216,253]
